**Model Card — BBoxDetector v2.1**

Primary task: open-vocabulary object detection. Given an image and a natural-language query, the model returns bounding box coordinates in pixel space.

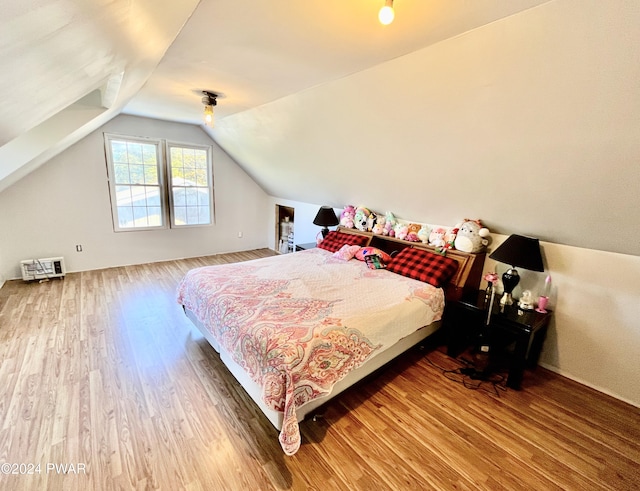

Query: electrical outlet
[75,245,83,252]
[237,231,243,238]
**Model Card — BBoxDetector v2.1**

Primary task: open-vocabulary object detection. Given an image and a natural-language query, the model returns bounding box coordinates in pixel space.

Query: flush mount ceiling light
[202,90,218,127]
[378,0,395,25]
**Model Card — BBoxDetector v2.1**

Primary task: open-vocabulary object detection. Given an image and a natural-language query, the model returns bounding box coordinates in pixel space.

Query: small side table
[443,290,553,390]
[295,242,317,251]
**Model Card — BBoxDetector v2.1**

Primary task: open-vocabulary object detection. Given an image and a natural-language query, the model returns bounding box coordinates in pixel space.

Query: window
[167,143,212,227]
[104,134,213,231]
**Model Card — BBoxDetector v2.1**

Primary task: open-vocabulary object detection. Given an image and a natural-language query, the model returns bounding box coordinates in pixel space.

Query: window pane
[142,144,157,165]
[145,186,161,206]
[117,206,134,228]
[198,206,210,224]
[114,164,130,184]
[130,186,146,205]
[144,165,158,185]
[184,149,196,168]
[197,188,210,206]
[170,147,183,165]
[127,143,143,164]
[173,188,186,206]
[195,168,208,186]
[133,206,149,226]
[185,188,198,206]
[112,141,128,163]
[186,206,199,224]
[147,207,162,226]
[172,165,183,181]
[129,165,144,184]
[115,185,132,205]
[195,151,207,168]
[174,206,187,225]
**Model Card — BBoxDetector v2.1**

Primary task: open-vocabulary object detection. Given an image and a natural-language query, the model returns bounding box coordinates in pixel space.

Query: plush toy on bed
[372,214,385,235]
[383,211,396,236]
[394,223,409,241]
[405,223,421,242]
[418,225,431,244]
[453,219,491,253]
[428,227,447,248]
[366,211,378,232]
[354,206,370,231]
[339,205,356,229]
[443,227,459,251]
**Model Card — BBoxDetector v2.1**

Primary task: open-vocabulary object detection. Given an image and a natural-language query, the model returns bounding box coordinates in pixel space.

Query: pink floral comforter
[176,248,445,455]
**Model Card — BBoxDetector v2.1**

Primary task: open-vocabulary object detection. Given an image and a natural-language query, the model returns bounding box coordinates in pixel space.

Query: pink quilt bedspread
[176,248,445,455]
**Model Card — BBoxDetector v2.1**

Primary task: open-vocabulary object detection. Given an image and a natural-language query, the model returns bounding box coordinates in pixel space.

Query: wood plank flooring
[0,250,638,490]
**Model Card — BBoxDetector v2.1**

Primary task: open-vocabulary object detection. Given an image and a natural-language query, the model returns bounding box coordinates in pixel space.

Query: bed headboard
[336,226,485,301]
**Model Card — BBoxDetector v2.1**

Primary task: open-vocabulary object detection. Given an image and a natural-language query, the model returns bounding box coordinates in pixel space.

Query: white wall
[214,0,640,257]
[482,236,640,407]
[0,115,270,279]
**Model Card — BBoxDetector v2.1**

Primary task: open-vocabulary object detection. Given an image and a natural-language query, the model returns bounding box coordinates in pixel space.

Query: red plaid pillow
[317,231,369,253]
[386,247,459,288]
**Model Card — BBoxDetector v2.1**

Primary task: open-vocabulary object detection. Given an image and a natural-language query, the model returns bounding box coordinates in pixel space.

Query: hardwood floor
[0,250,638,490]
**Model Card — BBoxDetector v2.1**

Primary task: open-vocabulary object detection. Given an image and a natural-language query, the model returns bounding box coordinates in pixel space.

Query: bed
[176,227,485,455]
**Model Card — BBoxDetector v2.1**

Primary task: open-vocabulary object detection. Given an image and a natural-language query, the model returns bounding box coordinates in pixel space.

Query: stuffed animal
[395,224,409,241]
[428,227,447,248]
[339,205,356,229]
[405,223,422,242]
[340,205,355,229]
[366,211,378,232]
[383,211,396,236]
[453,219,490,253]
[372,214,386,235]
[354,206,370,231]
[444,227,459,250]
[418,225,431,244]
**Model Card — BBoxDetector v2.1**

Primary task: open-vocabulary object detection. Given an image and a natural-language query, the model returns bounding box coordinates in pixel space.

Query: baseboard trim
[539,362,639,409]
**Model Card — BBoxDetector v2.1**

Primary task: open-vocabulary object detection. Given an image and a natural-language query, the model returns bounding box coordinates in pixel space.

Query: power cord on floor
[426,354,507,397]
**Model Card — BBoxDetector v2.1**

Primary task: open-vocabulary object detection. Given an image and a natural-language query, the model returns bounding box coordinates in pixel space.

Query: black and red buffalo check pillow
[317,231,369,253]
[386,247,459,288]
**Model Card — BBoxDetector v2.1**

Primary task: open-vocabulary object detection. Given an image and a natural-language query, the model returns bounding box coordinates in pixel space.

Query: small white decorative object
[518,290,535,310]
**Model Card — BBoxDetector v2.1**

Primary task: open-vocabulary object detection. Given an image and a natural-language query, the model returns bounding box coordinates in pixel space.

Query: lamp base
[321,227,330,238]
[500,292,514,306]
[500,267,520,307]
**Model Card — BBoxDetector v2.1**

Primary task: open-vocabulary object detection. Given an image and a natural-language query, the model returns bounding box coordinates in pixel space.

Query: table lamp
[313,206,339,238]
[489,234,544,306]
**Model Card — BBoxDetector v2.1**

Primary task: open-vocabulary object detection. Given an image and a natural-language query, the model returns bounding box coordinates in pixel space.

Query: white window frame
[104,133,214,232]
[166,140,215,228]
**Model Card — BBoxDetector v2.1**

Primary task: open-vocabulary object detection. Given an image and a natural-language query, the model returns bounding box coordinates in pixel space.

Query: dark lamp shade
[489,234,544,272]
[313,206,339,227]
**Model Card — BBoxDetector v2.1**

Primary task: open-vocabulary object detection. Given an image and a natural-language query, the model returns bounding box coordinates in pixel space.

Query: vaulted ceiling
[0,0,550,193]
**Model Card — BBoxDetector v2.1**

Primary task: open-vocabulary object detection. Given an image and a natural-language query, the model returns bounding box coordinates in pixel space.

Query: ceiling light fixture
[378,0,395,25]
[202,91,218,127]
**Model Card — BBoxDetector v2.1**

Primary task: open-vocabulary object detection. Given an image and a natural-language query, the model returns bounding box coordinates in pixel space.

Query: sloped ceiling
[2,0,639,255]
[1,0,550,192]
[0,0,200,191]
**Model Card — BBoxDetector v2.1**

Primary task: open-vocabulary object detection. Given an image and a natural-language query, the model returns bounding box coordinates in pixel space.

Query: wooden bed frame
[183,228,486,432]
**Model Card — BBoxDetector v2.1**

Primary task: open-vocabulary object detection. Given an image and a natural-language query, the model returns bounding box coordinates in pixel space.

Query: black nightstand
[295,242,317,251]
[443,290,552,390]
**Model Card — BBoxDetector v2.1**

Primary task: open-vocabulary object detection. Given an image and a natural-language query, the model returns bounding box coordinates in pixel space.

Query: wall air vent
[20,257,66,281]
